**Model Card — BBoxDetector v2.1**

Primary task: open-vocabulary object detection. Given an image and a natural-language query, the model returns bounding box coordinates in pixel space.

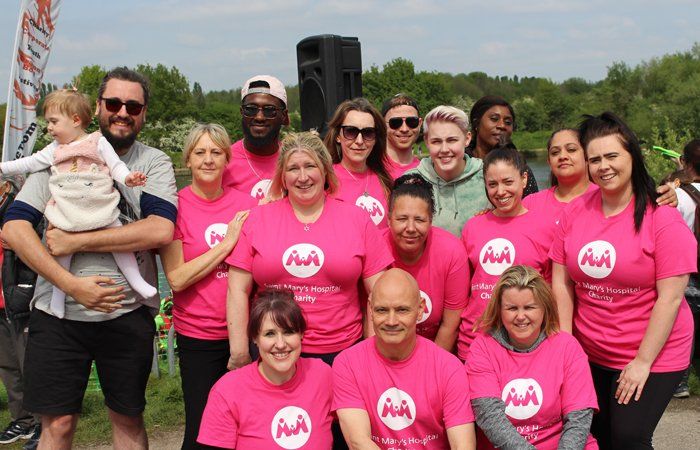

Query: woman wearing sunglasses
[466,95,539,197]
[324,98,393,228]
[227,132,392,371]
[382,94,423,180]
[158,123,256,449]
[406,105,490,237]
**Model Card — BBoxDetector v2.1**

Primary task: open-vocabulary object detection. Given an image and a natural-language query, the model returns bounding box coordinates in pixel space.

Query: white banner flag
[2,0,61,162]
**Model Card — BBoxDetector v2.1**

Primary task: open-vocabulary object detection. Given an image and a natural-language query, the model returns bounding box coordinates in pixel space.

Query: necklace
[295,202,324,232]
[242,148,263,181]
[341,164,370,197]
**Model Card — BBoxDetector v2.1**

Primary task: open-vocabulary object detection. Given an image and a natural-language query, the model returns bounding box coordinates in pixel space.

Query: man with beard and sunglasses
[2,67,177,450]
[221,75,289,201]
[382,94,423,180]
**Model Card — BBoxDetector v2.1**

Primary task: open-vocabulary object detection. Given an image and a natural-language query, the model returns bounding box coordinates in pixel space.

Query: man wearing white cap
[221,75,289,200]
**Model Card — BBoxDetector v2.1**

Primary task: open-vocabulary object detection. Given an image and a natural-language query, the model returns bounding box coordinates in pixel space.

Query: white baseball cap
[241,75,287,107]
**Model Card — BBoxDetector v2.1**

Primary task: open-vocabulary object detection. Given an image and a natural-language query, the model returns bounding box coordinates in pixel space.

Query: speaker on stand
[296,35,362,137]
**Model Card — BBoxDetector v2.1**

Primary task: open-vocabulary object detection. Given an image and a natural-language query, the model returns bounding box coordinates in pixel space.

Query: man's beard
[241,120,281,151]
[99,116,138,151]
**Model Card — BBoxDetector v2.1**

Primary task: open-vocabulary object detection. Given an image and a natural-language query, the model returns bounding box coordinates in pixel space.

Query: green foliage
[136,63,195,122]
[72,64,107,104]
[140,117,198,154]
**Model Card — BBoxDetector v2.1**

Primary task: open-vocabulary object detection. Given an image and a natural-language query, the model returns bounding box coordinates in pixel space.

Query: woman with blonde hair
[227,131,392,370]
[467,265,598,449]
[159,123,256,449]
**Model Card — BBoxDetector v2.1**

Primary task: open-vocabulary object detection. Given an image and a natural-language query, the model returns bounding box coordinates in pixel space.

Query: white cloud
[54,34,126,53]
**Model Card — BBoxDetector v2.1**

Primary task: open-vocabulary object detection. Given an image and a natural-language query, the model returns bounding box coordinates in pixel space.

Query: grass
[0,361,185,448]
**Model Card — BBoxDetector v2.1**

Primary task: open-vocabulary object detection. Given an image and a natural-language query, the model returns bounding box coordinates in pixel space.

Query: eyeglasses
[387,116,420,130]
[241,104,285,119]
[340,126,377,141]
[101,97,145,116]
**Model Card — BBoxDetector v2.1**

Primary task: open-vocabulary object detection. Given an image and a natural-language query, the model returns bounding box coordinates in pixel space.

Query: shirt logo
[577,240,616,279]
[282,243,325,278]
[377,387,416,430]
[417,290,432,324]
[250,179,272,200]
[203,223,228,249]
[355,195,385,225]
[270,406,312,449]
[478,238,515,275]
[502,378,543,420]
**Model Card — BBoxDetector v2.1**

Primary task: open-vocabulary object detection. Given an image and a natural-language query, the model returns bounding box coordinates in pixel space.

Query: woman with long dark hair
[324,98,393,227]
[550,112,695,449]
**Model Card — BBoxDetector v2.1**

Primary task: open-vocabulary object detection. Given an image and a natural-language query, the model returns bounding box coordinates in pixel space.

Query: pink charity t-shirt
[549,191,695,371]
[522,183,599,224]
[458,210,555,359]
[332,336,474,449]
[384,226,469,341]
[227,196,393,354]
[467,332,598,450]
[172,186,257,340]
[222,139,279,200]
[386,156,420,180]
[198,358,333,449]
[333,163,389,228]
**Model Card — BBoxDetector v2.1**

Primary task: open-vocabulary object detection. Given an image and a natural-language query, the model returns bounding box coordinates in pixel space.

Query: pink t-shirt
[198,358,333,449]
[549,191,695,371]
[172,186,257,340]
[227,196,393,353]
[333,163,389,228]
[333,336,474,449]
[467,332,598,450]
[384,226,469,340]
[222,139,279,200]
[386,156,420,180]
[458,210,555,359]
[522,183,599,223]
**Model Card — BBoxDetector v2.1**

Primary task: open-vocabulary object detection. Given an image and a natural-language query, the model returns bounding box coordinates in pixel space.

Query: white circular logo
[203,223,228,249]
[250,179,272,200]
[478,238,515,276]
[270,406,312,449]
[502,378,543,420]
[356,195,385,225]
[577,240,616,279]
[417,290,432,324]
[282,244,325,278]
[377,387,416,430]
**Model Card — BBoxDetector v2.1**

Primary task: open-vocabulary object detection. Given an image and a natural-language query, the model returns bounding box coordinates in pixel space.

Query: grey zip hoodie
[407,155,490,237]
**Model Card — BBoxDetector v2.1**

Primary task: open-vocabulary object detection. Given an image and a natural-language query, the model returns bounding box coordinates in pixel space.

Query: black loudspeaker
[297,35,362,135]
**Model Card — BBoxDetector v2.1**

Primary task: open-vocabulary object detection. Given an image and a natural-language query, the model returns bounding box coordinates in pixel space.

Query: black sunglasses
[101,97,145,116]
[241,104,285,119]
[387,116,420,130]
[340,126,377,141]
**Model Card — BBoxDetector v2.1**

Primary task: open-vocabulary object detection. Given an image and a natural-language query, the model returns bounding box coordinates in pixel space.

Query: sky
[0,0,698,95]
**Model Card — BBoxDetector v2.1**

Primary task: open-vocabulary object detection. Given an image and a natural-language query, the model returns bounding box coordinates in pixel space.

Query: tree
[192,82,205,109]
[136,63,194,122]
[71,65,107,103]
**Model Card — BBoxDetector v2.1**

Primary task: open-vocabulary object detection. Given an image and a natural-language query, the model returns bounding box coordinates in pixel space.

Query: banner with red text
[2,0,61,162]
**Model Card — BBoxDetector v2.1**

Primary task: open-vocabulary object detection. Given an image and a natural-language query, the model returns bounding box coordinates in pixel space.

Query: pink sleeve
[548,208,569,265]
[361,218,394,278]
[444,244,469,310]
[331,352,366,411]
[654,207,697,279]
[173,218,184,241]
[560,334,599,415]
[225,221,254,270]
[197,384,239,448]
[465,336,501,399]
[442,358,475,427]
